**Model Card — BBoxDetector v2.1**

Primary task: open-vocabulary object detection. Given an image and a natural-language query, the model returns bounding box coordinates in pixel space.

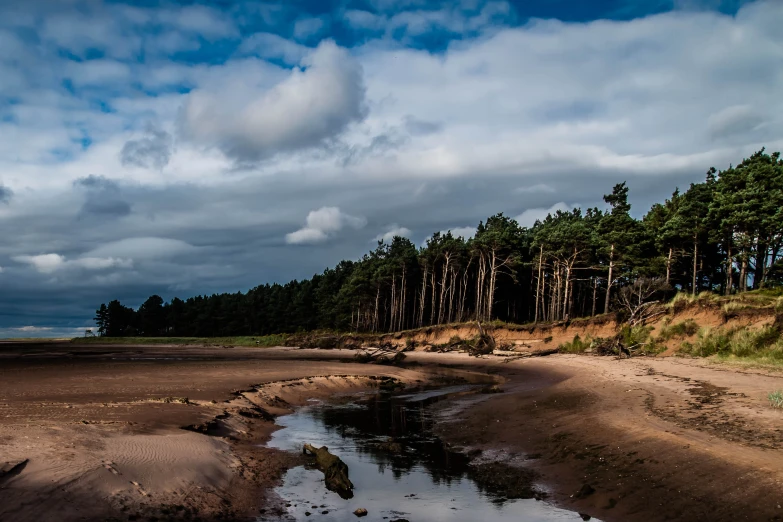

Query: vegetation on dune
[678,323,783,364]
[769,390,783,409]
[91,149,783,341]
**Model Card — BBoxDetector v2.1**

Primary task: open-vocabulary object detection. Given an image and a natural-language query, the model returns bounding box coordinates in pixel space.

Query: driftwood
[303,443,354,499]
[469,321,496,357]
[354,346,406,365]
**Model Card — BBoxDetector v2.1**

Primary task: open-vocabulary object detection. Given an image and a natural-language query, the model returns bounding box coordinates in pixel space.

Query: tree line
[94,149,783,337]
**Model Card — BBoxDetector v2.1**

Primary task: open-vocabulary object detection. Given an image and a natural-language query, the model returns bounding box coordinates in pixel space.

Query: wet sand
[1,342,782,521]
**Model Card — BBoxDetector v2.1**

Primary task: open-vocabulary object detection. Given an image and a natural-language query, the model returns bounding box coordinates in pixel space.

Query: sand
[2,342,783,521]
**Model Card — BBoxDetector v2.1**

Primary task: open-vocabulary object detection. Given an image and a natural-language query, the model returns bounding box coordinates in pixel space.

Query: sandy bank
[0,345,469,521]
[431,352,783,522]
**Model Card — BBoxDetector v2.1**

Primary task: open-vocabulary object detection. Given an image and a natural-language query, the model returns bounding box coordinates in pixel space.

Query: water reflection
[264,386,590,521]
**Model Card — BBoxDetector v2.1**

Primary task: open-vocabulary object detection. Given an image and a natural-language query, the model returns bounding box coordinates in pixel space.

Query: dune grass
[769,390,783,409]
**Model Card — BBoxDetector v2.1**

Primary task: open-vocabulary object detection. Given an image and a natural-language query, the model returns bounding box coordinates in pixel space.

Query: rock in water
[303,443,354,499]
[354,508,368,517]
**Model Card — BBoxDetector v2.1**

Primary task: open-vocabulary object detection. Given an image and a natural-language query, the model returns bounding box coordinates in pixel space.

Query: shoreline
[2,344,783,521]
[431,353,783,522]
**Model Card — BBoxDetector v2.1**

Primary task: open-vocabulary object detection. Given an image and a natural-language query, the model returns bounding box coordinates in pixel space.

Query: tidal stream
[264,385,591,521]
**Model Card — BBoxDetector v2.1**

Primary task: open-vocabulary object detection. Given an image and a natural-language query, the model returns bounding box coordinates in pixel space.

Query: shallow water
[264,386,591,522]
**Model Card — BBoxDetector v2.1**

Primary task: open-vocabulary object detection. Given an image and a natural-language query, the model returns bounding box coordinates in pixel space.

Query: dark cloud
[74,174,120,190]
[0,184,12,204]
[74,175,132,218]
[120,127,173,170]
[339,130,409,166]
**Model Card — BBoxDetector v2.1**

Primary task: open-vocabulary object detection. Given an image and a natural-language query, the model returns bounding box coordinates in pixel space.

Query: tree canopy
[94,149,783,337]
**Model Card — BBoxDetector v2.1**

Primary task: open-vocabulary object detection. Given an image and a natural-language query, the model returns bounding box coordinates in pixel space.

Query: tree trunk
[535,245,543,323]
[373,286,380,332]
[430,270,437,325]
[604,244,614,314]
[755,239,768,289]
[419,265,428,327]
[666,247,672,285]
[692,236,698,296]
[591,276,597,317]
[740,254,748,292]
[487,249,497,321]
[725,238,732,296]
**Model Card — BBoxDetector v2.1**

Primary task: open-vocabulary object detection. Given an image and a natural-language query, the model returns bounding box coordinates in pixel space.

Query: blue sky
[0,0,780,337]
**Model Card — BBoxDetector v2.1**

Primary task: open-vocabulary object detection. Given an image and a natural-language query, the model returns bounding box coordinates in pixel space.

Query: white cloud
[446,226,477,239]
[515,183,555,194]
[286,207,366,244]
[238,32,310,64]
[515,202,576,227]
[180,39,366,161]
[421,226,477,247]
[87,237,195,260]
[293,17,326,40]
[374,224,412,242]
[12,253,132,273]
[13,254,65,274]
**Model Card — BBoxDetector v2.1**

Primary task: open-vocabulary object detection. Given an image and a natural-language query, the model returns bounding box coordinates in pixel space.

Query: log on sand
[303,443,354,499]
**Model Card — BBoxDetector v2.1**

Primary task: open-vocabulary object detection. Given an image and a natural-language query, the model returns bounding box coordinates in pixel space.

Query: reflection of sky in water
[263,391,591,522]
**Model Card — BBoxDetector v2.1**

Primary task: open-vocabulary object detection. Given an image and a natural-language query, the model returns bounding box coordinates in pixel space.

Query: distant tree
[94,304,108,336]
[138,295,165,336]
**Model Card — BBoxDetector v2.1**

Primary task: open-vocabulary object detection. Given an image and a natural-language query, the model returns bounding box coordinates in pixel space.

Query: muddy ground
[1,342,782,521]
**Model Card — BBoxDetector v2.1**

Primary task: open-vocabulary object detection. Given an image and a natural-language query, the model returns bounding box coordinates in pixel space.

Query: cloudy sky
[0,0,781,337]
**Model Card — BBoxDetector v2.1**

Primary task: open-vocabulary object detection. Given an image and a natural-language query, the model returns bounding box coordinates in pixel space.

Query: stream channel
[263,385,594,522]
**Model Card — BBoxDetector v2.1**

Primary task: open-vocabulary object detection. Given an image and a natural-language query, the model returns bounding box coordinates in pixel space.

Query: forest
[93,149,783,337]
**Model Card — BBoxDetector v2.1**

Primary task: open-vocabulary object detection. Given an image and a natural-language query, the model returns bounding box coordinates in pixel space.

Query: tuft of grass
[558,334,591,354]
[775,296,783,314]
[681,324,783,365]
[657,319,699,341]
[687,328,732,357]
[667,292,696,310]
[769,390,783,409]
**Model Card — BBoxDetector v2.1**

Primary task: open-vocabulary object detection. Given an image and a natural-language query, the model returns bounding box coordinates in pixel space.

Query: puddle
[264,386,594,521]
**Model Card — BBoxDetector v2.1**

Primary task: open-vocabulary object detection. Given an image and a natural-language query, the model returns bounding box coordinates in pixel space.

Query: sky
[0,0,781,338]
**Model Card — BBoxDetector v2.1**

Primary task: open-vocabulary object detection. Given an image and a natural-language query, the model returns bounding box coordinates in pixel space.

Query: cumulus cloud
[374,224,412,242]
[12,253,132,274]
[12,254,65,274]
[180,40,367,161]
[515,202,576,227]
[120,126,174,169]
[286,207,366,244]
